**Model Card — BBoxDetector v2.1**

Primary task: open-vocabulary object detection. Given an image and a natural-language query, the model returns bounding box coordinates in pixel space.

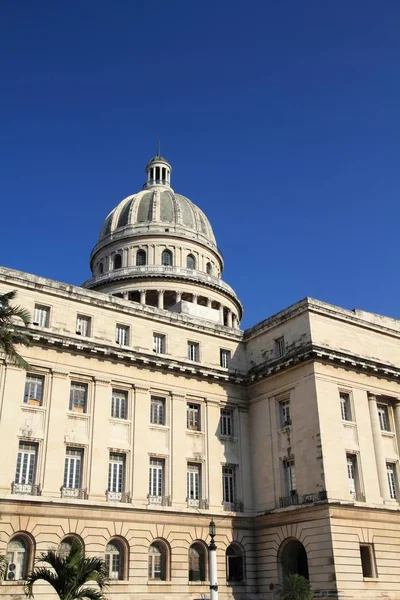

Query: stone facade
[1,155,400,599]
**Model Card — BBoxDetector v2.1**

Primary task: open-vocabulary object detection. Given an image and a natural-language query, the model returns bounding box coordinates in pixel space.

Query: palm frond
[24,567,62,598]
[0,291,31,370]
[73,587,108,600]
[0,555,7,581]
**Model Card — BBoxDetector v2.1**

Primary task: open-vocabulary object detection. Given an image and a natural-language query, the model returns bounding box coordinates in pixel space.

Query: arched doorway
[279,538,309,580]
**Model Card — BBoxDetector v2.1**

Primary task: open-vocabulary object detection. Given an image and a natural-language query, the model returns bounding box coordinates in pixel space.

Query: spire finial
[157,139,161,157]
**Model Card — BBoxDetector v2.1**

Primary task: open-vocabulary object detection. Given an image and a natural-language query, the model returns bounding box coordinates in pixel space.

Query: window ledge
[219,435,237,442]
[227,580,246,586]
[67,411,90,418]
[186,429,203,436]
[149,424,169,431]
[342,420,356,426]
[188,581,209,585]
[382,431,395,438]
[363,577,379,582]
[109,579,129,585]
[2,580,26,586]
[147,580,171,585]
[109,417,130,424]
[21,404,45,412]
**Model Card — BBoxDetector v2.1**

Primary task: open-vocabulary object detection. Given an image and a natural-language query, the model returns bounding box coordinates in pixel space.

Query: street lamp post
[208,519,218,600]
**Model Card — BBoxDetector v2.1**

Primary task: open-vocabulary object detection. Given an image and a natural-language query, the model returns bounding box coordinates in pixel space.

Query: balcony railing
[222,501,244,512]
[147,494,172,506]
[279,490,327,508]
[187,498,209,509]
[60,486,88,499]
[350,490,366,502]
[11,482,41,496]
[106,490,131,503]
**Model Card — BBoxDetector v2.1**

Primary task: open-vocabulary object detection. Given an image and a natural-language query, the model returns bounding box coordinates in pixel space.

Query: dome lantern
[144,143,172,189]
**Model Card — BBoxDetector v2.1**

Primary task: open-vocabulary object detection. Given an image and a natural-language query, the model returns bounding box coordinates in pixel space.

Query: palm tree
[0,555,7,581]
[0,290,31,369]
[279,573,313,600]
[24,539,109,600]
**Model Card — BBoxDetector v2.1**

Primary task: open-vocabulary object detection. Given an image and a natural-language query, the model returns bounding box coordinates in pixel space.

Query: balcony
[147,494,172,506]
[350,490,366,502]
[106,490,131,503]
[11,482,41,496]
[60,486,88,499]
[222,501,244,512]
[279,490,327,508]
[187,498,209,509]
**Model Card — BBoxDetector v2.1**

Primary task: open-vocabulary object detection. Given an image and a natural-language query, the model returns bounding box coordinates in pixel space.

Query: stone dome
[99,189,217,250]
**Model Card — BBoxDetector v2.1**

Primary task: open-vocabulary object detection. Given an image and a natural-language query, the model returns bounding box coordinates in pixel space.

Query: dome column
[227,310,233,328]
[207,298,212,309]
[176,291,182,303]
[158,290,164,310]
[219,305,224,324]
[140,290,146,305]
[192,294,198,305]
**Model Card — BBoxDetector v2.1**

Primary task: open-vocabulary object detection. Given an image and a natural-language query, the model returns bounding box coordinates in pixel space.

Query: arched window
[206,262,212,275]
[105,540,126,580]
[189,542,207,581]
[161,250,173,267]
[226,544,244,582]
[279,538,309,581]
[58,536,83,559]
[6,536,30,580]
[113,254,122,269]
[148,542,167,580]
[186,254,196,270]
[136,249,147,266]
[99,262,104,275]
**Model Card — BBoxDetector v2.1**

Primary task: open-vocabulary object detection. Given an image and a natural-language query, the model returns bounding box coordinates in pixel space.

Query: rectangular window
[15,442,37,484]
[187,463,201,500]
[116,324,129,346]
[63,447,83,489]
[76,315,91,337]
[275,336,285,357]
[188,341,199,362]
[108,453,125,493]
[150,396,165,425]
[279,399,291,427]
[220,409,233,436]
[149,458,164,497]
[283,460,296,495]
[347,453,359,499]
[222,466,236,504]
[378,404,390,431]
[34,304,50,327]
[187,403,200,431]
[24,374,44,406]
[340,392,352,421]
[153,333,166,354]
[111,389,127,419]
[387,463,397,499]
[360,544,377,578]
[69,382,88,413]
[220,349,231,368]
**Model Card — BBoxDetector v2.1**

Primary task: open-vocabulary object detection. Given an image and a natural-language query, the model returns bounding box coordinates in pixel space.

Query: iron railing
[60,486,88,499]
[11,482,41,496]
[279,490,327,508]
[106,490,131,503]
[187,498,209,509]
[222,501,244,512]
[147,494,172,506]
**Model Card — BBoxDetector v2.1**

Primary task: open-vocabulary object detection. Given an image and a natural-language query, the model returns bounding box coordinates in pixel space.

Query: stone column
[393,400,400,451]
[89,377,111,501]
[219,305,224,325]
[232,314,238,328]
[227,310,233,328]
[368,393,391,502]
[140,290,146,305]
[132,385,150,505]
[158,290,164,310]
[123,292,129,300]
[207,298,212,309]
[176,291,182,303]
[192,294,198,305]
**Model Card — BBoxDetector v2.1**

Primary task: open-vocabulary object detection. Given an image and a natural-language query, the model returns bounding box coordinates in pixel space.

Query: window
[220,409,233,437]
[33,304,50,327]
[378,404,390,431]
[6,537,29,580]
[187,403,200,431]
[188,341,199,362]
[220,349,231,369]
[340,392,352,421]
[136,249,147,266]
[206,262,212,275]
[187,463,201,501]
[108,453,125,494]
[15,442,37,485]
[111,389,127,419]
[283,460,296,495]
[64,448,83,490]
[69,382,87,413]
[360,544,377,578]
[222,466,236,504]
[226,544,244,582]
[99,262,104,274]
[149,458,164,497]
[150,396,165,426]
[153,333,166,354]
[105,541,124,580]
[387,463,397,499]
[161,249,173,266]
[24,374,44,406]
[148,542,166,580]
[113,254,122,269]
[76,315,91,337]
[275,336,285,358]
[346,453,360,500]
[189,543,207,581]
[116,324,129,346]
[279,399,291,427]
[186,254,196,269]
[58,537,83,559]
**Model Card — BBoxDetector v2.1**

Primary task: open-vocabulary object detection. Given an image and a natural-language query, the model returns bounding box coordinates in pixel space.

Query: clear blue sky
[1,1,399,328]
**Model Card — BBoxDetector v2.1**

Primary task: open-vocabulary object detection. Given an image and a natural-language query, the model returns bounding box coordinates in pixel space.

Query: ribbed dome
[99,189,217,248]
